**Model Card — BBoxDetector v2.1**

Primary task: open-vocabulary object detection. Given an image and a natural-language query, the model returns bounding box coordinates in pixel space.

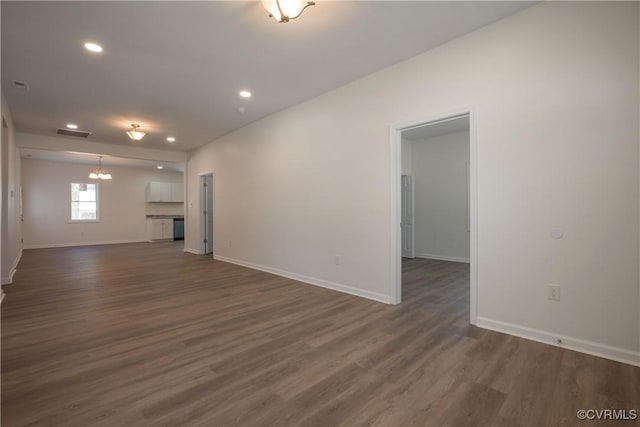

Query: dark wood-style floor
[2,242,638,426]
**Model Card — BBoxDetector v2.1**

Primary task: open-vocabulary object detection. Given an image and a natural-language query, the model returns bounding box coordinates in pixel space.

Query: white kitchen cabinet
[147,182,164,202]
[170,183,183,202]
[146,218,174,241]
[161,184,172,202]
[151,219,163,240]
[146,182,184,202]
[162,219,173,239]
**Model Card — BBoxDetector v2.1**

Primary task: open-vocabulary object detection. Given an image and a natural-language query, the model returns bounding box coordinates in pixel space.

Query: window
[70,183,99,221]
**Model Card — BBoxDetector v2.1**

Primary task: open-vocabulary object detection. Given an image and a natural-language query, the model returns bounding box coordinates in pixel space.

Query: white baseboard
[415,253,470,263]
[476,316,640,367]
[2,249,23,285]
[183,247,202,255]
[23,239,147,250]
[213,254,391,304]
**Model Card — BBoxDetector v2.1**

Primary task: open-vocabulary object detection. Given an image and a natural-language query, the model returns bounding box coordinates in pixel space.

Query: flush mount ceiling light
[166,137,176,142]
[261,0,315,23]
[157,165,164,170]
[66,123,78,129]
[239,90,252,98]
[89,156,112,180]
[84,42,103,53]
[126,124,146,141]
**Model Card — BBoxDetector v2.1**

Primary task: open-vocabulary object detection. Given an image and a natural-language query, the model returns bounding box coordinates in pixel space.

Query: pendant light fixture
[261,0,315,23]
[126,123,146,141]
[89,156,112,180]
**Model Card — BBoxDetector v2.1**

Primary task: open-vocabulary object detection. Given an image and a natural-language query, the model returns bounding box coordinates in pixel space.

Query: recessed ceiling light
[66,123,78,129]
[239,90,252,98]
[166,137,176,142]
[84,42,103,53]
[157,165,164,170]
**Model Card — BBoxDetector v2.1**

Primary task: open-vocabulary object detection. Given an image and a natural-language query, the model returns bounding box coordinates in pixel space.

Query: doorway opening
[390,109,477,324]
[200,173,214,255]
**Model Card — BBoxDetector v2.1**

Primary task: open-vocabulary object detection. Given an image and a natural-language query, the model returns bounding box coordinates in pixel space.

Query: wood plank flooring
[2,242,638,426]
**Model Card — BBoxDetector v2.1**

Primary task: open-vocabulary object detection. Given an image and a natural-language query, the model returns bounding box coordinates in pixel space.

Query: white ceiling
[2,1,533,152]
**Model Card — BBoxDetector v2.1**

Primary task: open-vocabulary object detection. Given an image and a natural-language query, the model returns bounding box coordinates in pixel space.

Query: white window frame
[69,182,100,223]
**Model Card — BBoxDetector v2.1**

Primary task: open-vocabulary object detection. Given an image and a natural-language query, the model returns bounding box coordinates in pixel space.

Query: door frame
[400,174,415,259]
[199,171,214,256]
[389,107,478,325]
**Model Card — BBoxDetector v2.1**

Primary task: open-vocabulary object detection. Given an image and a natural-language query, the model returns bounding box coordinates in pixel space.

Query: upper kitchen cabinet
[147,181,184,202]
[170,183,183,203]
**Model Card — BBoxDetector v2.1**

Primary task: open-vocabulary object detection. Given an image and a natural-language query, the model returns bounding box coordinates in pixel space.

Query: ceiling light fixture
[239,90,252,98]
[166,137,176,142]
[66,123,78,129]
[157,165,164,170]
[261,0,315,23]
[84,42,103,53]
[89,156,112,180]
[126,124,146,141]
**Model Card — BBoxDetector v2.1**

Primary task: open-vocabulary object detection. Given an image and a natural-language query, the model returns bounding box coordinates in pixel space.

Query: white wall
[1,91,23,285]
[186,2,639,363]
[22,158,183,248]
[409,130,470,262]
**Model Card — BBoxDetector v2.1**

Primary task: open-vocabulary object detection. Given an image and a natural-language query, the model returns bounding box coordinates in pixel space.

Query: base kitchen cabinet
[146,218,174,241]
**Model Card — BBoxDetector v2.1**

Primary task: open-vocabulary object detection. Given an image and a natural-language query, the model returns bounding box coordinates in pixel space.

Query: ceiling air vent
[56,128,92,138]
[11,80,28,90]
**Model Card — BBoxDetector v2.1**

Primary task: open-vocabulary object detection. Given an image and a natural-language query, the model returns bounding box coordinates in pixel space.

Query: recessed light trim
[66,123,78,129]
[239,90,252,98]
[84,42,103,53]
[166,137,176,142]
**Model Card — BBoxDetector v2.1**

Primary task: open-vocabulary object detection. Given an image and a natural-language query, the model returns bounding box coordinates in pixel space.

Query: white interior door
[401,174,415,258]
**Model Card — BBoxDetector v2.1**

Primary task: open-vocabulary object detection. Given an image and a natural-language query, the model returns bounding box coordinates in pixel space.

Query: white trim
[2,249,23,285]
[183,247,202,255]
[198,171,215,256]
[411,174,415,259]
[390,126,402,304]
[476,316,640,367]
[390,107,478,325]
[214,254,391,304]
[23,239,146,249]
[415,253,470,263]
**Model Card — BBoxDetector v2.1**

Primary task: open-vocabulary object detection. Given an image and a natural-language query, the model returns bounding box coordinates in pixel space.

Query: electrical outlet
[547,284,561,301]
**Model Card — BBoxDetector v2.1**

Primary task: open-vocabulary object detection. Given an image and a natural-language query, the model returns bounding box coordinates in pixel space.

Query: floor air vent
[56,128,91,138]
